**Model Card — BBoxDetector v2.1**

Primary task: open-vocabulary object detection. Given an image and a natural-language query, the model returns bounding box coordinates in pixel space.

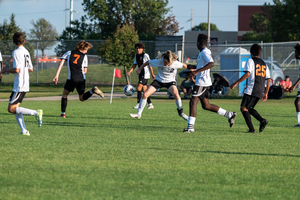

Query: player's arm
[149,65,155,79]
[289,78,300,92]
[53,59,65,84]
[0,61,3,79]
[262,78,271,101]
[127,64,137,76]
[230,71,250,89]
[190,62,214,77]
[28,68,33,72]
[84,67,87,74]
[2,67,20,74]
[136,61,149,75]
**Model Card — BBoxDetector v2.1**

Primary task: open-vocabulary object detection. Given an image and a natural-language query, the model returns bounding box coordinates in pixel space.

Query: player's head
[250,43,262,57]
[197,33,208,51]
[294,43,300,60]
[135,42,145,54]
[13,32,25,46]
[158,50,178,66]
[75,40,93,53]
[285,75,290,80]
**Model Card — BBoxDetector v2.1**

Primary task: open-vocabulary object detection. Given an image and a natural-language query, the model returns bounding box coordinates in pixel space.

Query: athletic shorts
[150,80,176,90]
[9,92,26,104]
[64,79,86,95]
[241,94,260,109]
[138,77,149,86]
[192,85,210,99]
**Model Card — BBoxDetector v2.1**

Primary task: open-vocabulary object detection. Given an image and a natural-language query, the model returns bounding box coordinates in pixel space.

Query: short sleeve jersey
[12,46,33,92]
[62,50,88,81]
[244,57,270,98]
[195,47,214,86]
[149,59,183,83]
[134,53,150,79]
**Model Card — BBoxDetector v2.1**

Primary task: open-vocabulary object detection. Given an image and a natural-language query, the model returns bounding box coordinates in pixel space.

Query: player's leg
[60,89,70,118]
[240,95,256,133]
[183,96,200,132]
[144,85,154,109]
[168,85,188,121]
[134,83,143,109]
[248,100,268,132]
[78,80,104,101]
[294,95,300,127]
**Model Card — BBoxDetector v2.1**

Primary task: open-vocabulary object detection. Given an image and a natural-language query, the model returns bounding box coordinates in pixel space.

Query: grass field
[0,96,300,199]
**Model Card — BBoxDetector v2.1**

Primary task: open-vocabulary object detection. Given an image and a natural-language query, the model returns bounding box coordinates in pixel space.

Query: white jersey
[134,53,150,79]
[0,52,2,62]
[195,47,214,87]
[149,59,183,83]
[12,46,33,92]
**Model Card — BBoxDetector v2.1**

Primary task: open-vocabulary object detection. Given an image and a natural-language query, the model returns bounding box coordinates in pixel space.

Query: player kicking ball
[1,32,43,136]
[53,40,104,118]
[130,50,189,120]
[230,43,270,133]
[184,33,236,133]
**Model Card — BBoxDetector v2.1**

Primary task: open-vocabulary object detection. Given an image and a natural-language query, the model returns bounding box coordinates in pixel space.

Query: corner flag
[114,69,121,78]
[110,68,121,103]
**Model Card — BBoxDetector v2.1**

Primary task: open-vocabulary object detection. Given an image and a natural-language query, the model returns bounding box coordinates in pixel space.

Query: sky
[0,0,275,37]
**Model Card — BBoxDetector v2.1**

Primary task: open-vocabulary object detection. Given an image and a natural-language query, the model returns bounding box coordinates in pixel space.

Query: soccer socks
[147,97,152,105]
[16,107,37,116]
[297,112,300,125]
[217,107,232,119]
[175,99,183,110]
[249,108,263,122]
[137,91,142,103]
[61,98,67,113]
[187,116,196,130]
[137,98,147,116]
[82,90,93,100]
[242,111,255,131]
[15,113,27,133]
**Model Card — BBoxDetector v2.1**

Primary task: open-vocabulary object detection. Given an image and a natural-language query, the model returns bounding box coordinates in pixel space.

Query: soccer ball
[123,84,135,96]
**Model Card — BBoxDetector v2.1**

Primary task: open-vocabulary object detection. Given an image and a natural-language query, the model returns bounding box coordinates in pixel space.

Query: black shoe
[259,119,268,132]
[294,124,300,127]
[228,112,237,127]
[247,130,257,133]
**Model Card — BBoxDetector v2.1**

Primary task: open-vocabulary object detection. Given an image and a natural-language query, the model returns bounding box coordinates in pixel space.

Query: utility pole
[207,0,211,45]
[70,0,73,28]
[65,0,68,29]
[191,9,193,30]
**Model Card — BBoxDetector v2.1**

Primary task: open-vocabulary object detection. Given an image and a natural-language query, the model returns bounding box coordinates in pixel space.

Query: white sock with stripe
[297,112,300,125]
[137,99,147,116]
[217,107,232,119]
[16,107,37,116]
[15,114,27,133]
[187,116,196,130]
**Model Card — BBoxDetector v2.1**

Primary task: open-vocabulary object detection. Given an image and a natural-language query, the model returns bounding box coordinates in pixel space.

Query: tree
[241,31,273,42]
[160,14,183,36]
[99,24,139,81]
[82,0,170,40]
[264,0,300,41]
[249,13,269,33]
[29,18,58,56]
[191,22,220,31]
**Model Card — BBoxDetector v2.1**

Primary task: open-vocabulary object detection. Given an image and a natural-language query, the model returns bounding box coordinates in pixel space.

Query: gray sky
[0,0,274,36]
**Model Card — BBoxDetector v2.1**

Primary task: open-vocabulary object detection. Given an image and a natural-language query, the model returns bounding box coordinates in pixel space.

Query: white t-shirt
[194,47,214,87]
[134,53,150,79]
[149,59,183,83]
[12,46,33,92]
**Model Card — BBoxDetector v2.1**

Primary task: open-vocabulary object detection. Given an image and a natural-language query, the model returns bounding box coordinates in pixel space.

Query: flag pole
[110,68,115,103]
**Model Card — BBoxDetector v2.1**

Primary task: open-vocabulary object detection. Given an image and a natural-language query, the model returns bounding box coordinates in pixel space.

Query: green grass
[0,97,300,199]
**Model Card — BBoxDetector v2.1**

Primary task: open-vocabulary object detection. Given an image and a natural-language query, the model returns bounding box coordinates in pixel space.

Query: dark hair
[250,43,262,57]
[13,32,25,45]
[285,75,290,79]
[197,33,208,46]
[294,43,300,52]
[135,42,145,49]
[75,40,93,51]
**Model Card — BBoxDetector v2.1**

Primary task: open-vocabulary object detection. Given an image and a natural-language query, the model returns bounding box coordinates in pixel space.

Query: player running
[230,43,271,133]
[184,33,236,133]
[127,42,155,109]
[1,32,43,136]
[130,50,189,120]
[53,40,104,118]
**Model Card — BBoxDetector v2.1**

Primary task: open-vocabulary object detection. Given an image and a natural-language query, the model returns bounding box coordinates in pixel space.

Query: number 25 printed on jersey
[255,64,266,77]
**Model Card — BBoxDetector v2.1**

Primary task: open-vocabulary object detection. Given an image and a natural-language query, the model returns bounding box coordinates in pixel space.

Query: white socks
[297,112,300,125]
[175,99,182,110]
[137,99,147,116]
[16,107,37,116]
[217,108,232,119]
[15,114,27,133]
[187,116,196,130]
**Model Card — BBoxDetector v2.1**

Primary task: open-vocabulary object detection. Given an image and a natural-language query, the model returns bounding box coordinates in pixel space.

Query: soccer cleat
[92,86,104,98]
[177,108,188,120]
[19,131,30,136]
[259,119,268,132]
[247,130,257,133]
[36,109,43,127]
[133,103,139,109]
[183,129,195,133]
[147,104,154,109]
[228,112,237,127]
[59,114,66,118]
[130,113,141,119]
[294,124,300,127]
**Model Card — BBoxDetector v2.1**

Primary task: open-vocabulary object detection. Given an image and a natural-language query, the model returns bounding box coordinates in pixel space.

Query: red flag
[114,69,121,78]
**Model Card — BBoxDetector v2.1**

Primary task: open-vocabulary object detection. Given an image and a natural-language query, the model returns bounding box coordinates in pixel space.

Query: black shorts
[241,94,260,109]
[138,77,148,86]
[64,79,86,95]
[150,80,176,90]
[9,92,26,104]
[192,85,210,99]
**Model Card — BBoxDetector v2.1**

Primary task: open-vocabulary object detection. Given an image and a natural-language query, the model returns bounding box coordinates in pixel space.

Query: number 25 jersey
[244,57,270,98]
[62,50,88,81]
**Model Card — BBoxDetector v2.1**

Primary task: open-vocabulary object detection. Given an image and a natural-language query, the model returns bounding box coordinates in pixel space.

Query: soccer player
[127,42,155,109]
[53,40,104,118]
[129,50,189,120]
[288,43,300,127]
[230,43,271,133]
[184,33,236,133]
[0,32,43,136]
[0,51,3,84]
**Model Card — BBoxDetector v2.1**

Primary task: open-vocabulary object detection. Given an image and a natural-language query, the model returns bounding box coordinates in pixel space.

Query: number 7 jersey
[244,57,270,98]
[61,50,88,81]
